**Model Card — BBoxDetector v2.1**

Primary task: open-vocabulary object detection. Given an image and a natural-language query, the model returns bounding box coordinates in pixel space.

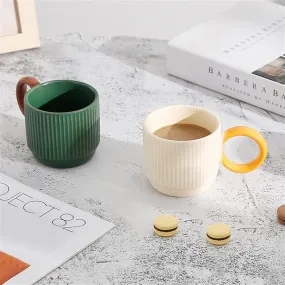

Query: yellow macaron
[153,215,178,237]
[207,223,231,245]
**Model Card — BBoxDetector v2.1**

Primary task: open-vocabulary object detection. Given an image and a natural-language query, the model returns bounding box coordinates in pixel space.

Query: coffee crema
[153,124,211,141]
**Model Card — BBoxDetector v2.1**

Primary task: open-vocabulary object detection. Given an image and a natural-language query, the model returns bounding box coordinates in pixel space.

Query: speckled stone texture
[1,34,285,285]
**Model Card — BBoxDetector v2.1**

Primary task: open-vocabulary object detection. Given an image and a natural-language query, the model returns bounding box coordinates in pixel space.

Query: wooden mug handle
[16,77,40,115]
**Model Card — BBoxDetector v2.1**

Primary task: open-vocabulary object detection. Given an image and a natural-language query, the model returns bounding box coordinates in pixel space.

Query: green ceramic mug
[16,77,100,168]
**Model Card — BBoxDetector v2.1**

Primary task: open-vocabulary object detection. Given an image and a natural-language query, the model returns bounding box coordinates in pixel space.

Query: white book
[166,2,285,116]
[0,173,114,285]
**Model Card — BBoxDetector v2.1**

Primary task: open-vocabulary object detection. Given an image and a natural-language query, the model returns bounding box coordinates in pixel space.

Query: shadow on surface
[98,36,285,122]
[1,113,283,208]
[0,113,161,199]
[0,113,35,165]
[97,36,197,89]
[261,131,285,176]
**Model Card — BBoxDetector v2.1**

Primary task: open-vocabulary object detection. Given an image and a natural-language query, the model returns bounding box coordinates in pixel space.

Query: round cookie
[153,215,178,237]
[207,223,231,245]
[277,205,285,225]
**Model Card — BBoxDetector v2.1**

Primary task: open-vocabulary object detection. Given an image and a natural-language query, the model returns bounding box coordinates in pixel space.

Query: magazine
[0,173,114,285]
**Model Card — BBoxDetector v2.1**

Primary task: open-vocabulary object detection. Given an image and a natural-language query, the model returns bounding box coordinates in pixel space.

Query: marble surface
[1,34,285,285]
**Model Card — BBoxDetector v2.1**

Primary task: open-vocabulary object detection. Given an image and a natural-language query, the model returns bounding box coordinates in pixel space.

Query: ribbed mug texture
[143,105,222,197]
[25,104,100,164]
[24,82,100,168]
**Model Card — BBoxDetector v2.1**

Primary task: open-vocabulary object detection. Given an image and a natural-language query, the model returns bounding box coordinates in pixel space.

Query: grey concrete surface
[0,34,285,285]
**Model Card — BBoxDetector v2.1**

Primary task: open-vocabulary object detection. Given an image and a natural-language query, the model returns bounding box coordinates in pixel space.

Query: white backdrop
[34,0,284,39]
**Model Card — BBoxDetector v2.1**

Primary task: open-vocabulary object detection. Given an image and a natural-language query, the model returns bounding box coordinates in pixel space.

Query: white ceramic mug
[143,105,267,197]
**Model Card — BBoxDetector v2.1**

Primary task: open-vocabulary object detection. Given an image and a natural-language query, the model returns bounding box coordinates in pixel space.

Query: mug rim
[24,79,99,115]
[143,105,221,143]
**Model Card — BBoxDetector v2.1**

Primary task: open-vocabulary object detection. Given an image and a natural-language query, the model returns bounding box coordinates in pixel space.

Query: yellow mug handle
[222,126,267,173]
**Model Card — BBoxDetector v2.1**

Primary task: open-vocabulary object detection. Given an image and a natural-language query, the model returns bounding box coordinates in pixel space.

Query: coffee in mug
[154,124,211,141]
[143,105,267,197]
